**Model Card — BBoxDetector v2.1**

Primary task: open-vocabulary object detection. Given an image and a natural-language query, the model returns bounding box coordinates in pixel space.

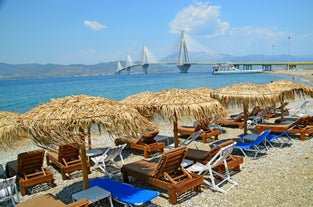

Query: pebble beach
[1,69,313,207]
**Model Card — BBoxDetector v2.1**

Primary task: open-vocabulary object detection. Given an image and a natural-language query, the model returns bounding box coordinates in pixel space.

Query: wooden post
[243,102,248,134]
[88,126,91,150]
[280,99,285,121]
[173,112,179,148]
[79,127,89,189]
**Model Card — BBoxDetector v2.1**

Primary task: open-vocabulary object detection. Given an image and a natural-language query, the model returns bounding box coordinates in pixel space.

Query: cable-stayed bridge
[115,31,313,74]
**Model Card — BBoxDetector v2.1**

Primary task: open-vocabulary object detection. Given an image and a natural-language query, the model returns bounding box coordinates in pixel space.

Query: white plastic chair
[289,100,310,117]
[0,175,19,206]
[166,130,202,149]
[91,144,127,176]
[186,141,238,194]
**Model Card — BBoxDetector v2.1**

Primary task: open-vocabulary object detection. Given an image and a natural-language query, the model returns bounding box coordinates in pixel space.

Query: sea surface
[0,72,310,113]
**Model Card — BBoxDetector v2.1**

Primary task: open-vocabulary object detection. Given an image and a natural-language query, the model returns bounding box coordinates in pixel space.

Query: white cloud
[84,20,107,31]
[168,1,293,56]
[169,1,229,36]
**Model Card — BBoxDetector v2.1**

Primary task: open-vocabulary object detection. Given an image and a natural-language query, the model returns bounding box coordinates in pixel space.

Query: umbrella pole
[88,126,91,150]
[173,113,179,148]
[280,99,284,121]
[79,127,89,189]
[243,102,248,134]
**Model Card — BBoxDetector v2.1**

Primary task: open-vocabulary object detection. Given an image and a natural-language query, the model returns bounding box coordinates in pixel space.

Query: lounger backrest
[250,106,261,116]
[278,125,297,137]
[58,143,80,163]
[153,146,187,179]
[104,144,126,161]
[180,130,202,146]
[137,130,159,144]
[17,149,45,176]
[208,142,236,169]
[202,140,235,161]
[254,130,271,145]
[234,113,244,122]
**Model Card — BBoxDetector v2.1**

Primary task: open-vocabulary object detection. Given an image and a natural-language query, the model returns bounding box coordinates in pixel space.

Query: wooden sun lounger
[46,143,91,180]
[6,149,55,196]
[177,125,220,143]
[115,130,165,158]
[255,115,313,141]
[16,193,88,207]
[217,113,245,129]
[121,146,203,205]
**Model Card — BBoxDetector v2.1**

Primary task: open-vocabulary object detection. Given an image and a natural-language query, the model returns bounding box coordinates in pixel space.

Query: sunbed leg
[202,136,207,144]
[46,155,50,166]
[19,182,26,196]
[61,169,67,180]
[143,150,149,158]
[168,188,177,205]
[214,134,219,140]
[50,179,56,187]
[194,184,201,192]
[299,133,306,141]
[122,172,130,183]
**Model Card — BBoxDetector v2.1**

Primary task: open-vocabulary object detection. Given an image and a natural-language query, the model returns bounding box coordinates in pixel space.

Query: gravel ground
[1,108,313,207]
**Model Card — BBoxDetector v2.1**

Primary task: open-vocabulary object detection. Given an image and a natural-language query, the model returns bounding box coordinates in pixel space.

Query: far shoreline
[270,68,313,84]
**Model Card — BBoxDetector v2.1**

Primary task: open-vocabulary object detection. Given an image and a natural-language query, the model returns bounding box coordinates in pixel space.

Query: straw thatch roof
[189,87,213,96]
[263,80,313,120]
[121,91,155,119]
[21,95,156,150]
[264,80,313,99]
[121,91,154,104]
[0,111,28,149]
[124,89,226,123]
[212,82,279,108]
[212,82,280,134]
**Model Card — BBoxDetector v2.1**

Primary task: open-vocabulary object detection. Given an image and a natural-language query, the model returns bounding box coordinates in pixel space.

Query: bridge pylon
[125,55,133,75]
[177,31,191,73]
[115,61,123,74]
[141,44,149,74]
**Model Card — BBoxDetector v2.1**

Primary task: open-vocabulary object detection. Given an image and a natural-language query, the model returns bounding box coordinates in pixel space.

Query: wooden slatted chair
[121,146,203,205]
[46,143,90,180]
[5,149,55,196]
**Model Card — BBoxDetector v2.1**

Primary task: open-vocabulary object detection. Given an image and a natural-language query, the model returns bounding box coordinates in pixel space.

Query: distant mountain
[1,53,312,79]
[0,62,118,79]
[161,52,313,63]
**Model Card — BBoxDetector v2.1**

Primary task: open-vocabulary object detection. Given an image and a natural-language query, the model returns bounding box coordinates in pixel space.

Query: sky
[0,0,313,65]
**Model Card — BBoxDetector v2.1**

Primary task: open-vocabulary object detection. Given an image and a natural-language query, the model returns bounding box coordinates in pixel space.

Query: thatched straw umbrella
[0,111,28,149]
[121,89,226,147]
[21,95,156,189]
[212,82,279,134]
[189,87,213,96]
[263,80,313,120]
[121,91,155,119]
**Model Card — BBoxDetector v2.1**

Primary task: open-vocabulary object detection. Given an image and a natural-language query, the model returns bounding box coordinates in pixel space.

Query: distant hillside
[1,53,312,79]
[0,62,118,79]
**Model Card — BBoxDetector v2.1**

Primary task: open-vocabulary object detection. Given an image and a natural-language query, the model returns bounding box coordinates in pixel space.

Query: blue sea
[0,72,310,113]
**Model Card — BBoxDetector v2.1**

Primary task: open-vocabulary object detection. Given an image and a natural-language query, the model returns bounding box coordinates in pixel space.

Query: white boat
[212,63,263,75]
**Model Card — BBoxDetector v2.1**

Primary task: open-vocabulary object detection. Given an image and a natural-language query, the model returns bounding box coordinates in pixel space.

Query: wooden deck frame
[121,146,203,205]
[6,149,55,196]
[177,125,220,143]
[46,143,90,180]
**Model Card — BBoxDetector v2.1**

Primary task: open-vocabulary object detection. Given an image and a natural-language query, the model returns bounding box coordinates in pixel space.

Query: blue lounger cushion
[89,177,158,206]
